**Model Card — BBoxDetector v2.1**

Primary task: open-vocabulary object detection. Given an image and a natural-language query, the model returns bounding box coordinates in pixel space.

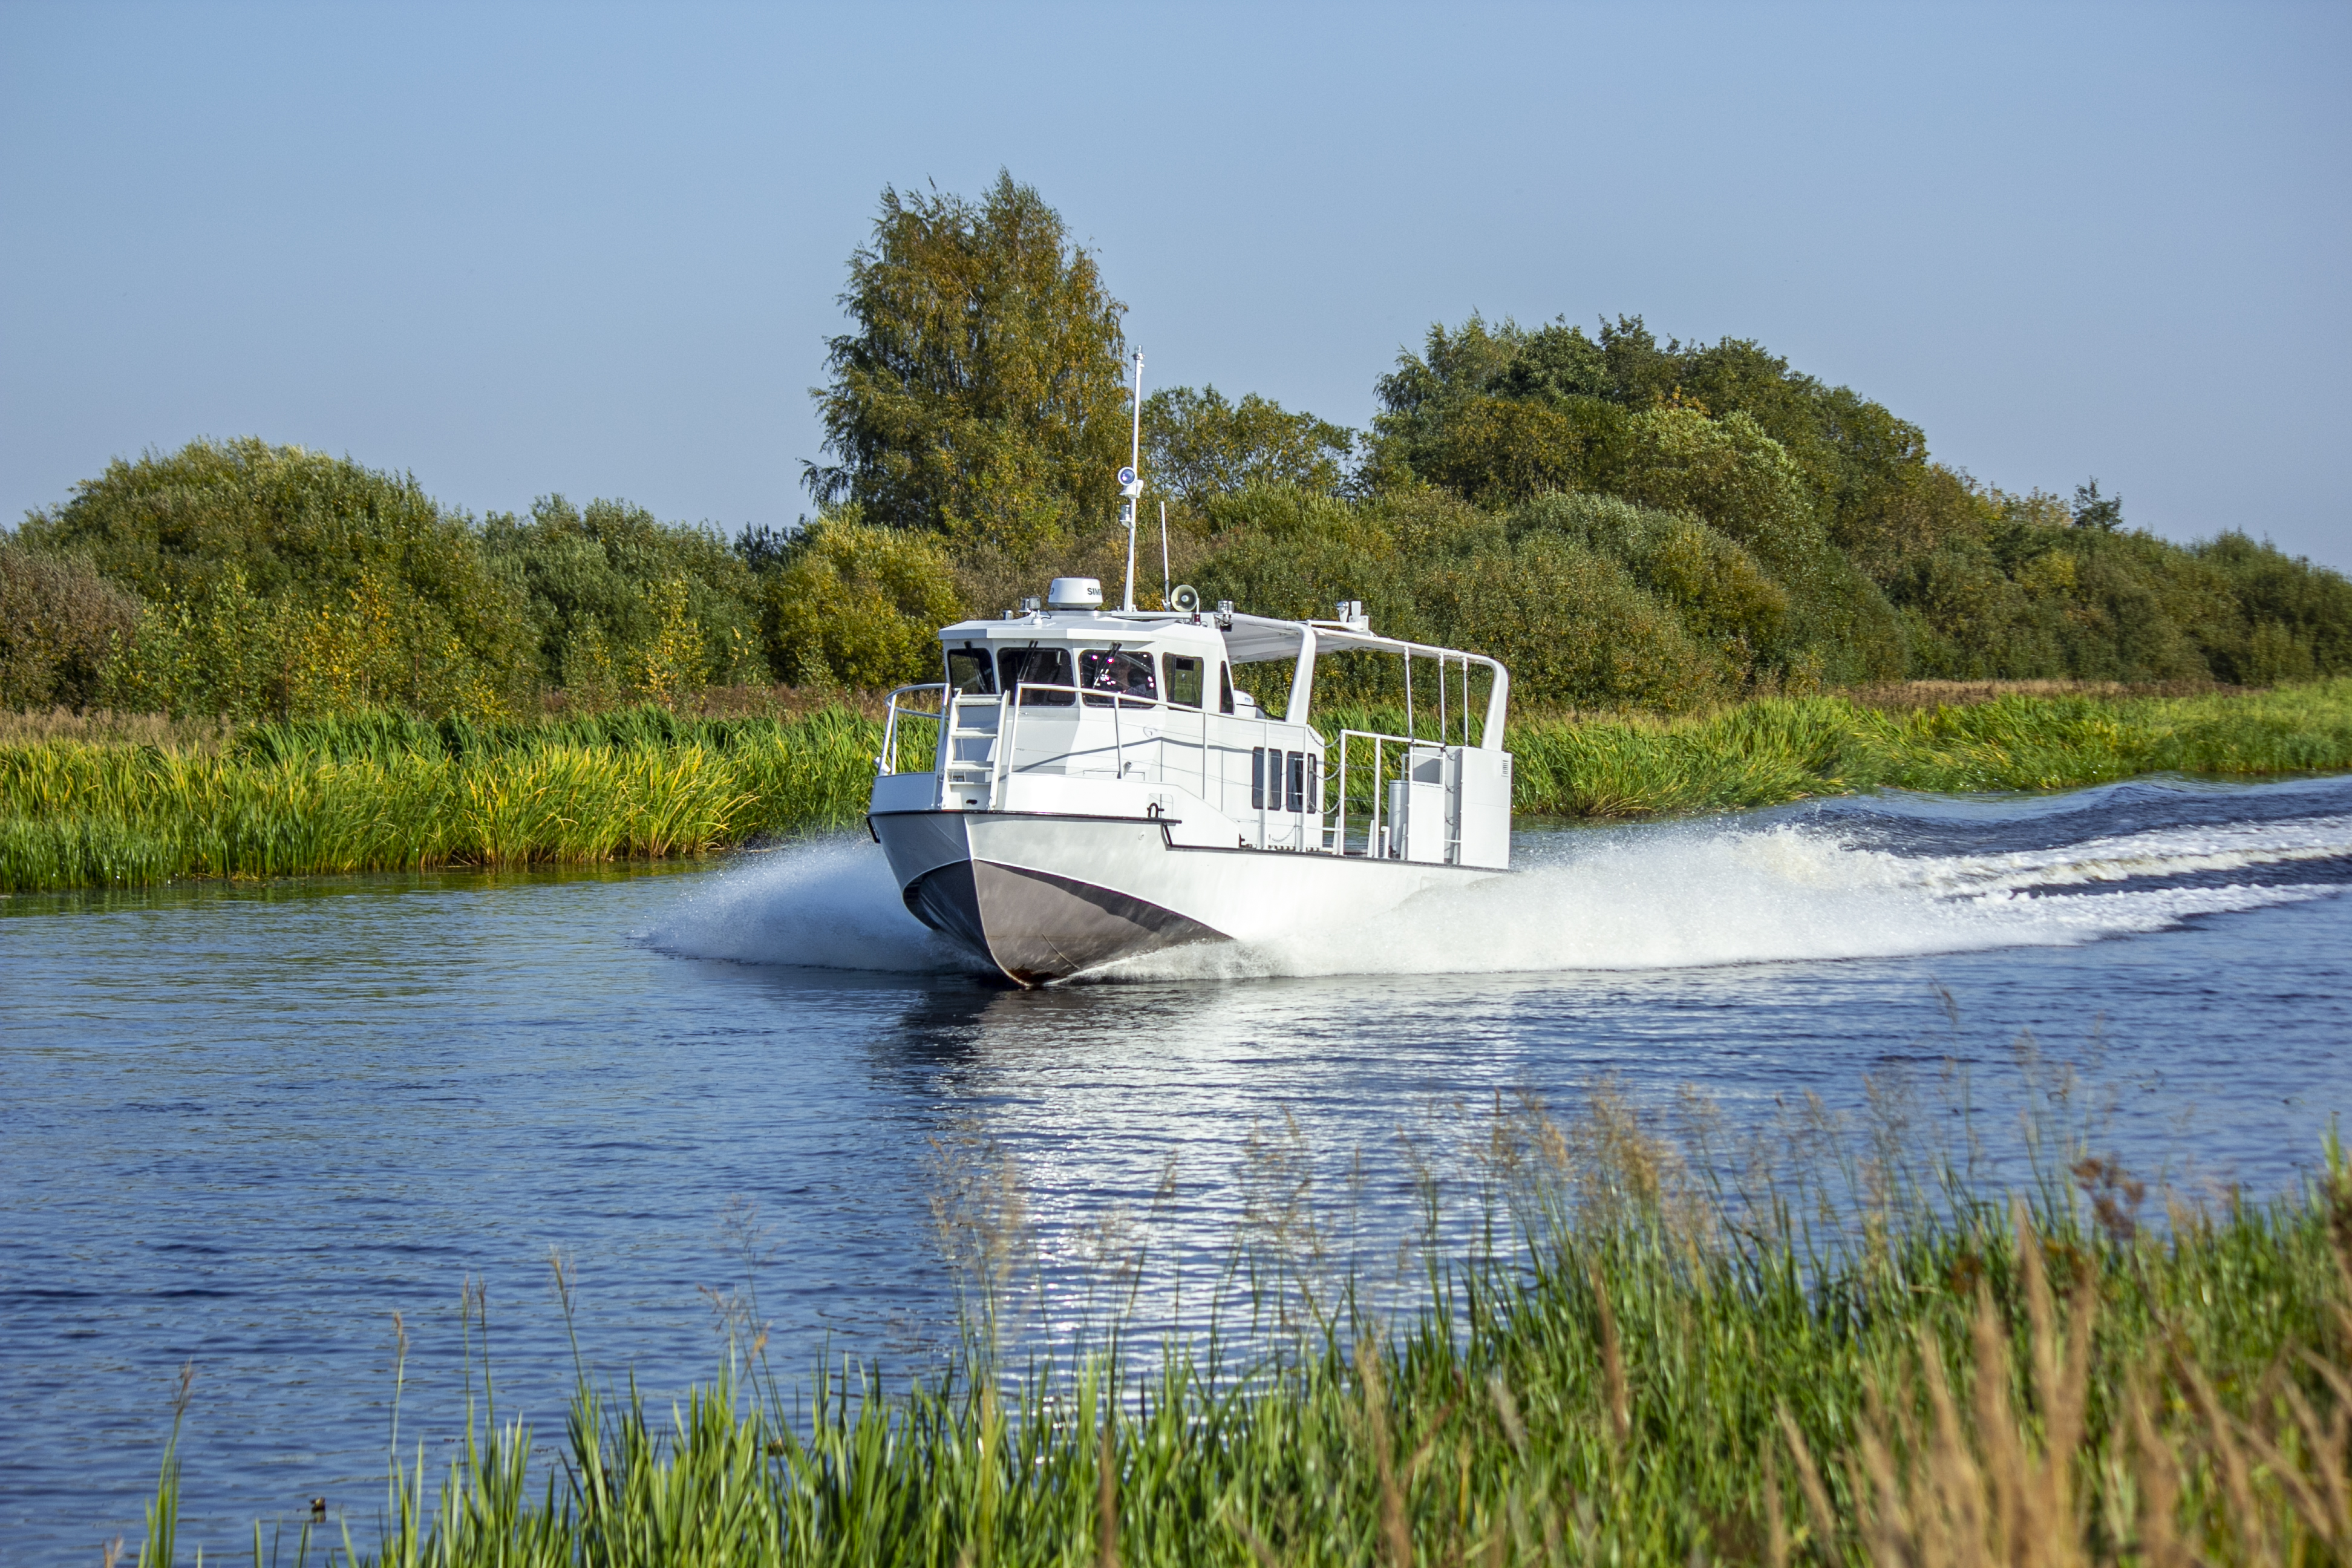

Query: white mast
[1120,350,1143,612]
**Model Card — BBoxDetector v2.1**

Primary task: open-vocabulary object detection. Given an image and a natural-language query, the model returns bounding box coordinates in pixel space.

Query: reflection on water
[4,773,2351,1559]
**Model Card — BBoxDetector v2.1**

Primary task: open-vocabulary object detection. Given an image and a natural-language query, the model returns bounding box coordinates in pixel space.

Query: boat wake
[643,776,2352,982]
[644,838,993,975]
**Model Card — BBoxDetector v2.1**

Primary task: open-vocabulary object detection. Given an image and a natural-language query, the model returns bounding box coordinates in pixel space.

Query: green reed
[128,1079,2352,1567]
[10,683,2352,892]
[1496,676,2352,818]
[0,705,895,891]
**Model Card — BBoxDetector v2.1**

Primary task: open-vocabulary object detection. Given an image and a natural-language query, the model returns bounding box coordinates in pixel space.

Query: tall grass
[8,682,2351,892]
[127,1080,2352,1566]
[1497,676,2352,818]
[0,707,893,892]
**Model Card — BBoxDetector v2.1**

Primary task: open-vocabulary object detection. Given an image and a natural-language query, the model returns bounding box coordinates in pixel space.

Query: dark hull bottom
[903,859,1227,985]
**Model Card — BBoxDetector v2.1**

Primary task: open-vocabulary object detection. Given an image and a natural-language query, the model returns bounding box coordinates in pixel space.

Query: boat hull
[871,809,1503,984]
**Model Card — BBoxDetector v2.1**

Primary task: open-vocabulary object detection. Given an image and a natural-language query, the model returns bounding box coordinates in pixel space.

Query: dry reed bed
[9,681,2352,892]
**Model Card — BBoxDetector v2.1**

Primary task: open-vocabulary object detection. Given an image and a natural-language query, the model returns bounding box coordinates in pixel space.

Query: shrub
[21,439,533,716]
[1423,534,1734,710]
[764,512,965,688]
[2194,531,2352,681]
[483,495,767,701]
[1508,493,1791,677]
[0,541,140,709]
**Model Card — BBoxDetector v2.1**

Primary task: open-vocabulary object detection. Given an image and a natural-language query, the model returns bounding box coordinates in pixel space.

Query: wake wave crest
[1108,814,2348,981]
[645,809,2351,982]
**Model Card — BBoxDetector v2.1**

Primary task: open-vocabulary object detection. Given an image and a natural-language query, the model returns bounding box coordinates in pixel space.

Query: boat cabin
[875,577,1513,869]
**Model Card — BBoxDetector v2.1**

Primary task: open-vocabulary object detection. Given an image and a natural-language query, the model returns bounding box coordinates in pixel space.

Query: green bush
[1420,534,1733,710]
[1142,385,1354,515]
[19,439,534,717]
[2194,531,2352,681]
[0,540,140,708]
[763,512,965,688]
[483,495,769,699]
[1508,494,1791,676]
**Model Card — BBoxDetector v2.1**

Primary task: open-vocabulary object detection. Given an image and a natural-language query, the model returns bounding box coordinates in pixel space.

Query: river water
[5,773,2351,1561]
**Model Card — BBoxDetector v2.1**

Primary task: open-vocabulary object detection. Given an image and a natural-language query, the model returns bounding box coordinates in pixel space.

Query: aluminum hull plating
[872,809,1502,984]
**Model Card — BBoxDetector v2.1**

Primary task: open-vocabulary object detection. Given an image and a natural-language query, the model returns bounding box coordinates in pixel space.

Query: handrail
[1333,727,1466,861]
[1000,679,1158,708]
[878,683,947,776]
[994,689,1016,808]
[993,681,1190,811]
[892,679,1350,855]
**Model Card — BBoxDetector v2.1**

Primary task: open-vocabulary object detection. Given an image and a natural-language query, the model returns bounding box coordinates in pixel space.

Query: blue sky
[3,2,2346,564]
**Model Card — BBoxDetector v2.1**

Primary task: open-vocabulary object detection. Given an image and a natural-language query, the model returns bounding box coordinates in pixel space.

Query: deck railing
[884,682,1398,854]
[1330,728,1460,862]
[878,683,948,777]
[994,682,1178,809]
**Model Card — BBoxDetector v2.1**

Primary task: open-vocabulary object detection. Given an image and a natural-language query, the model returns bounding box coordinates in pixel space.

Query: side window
[1286,751,1305,813]
[1163,654,1204,708]
[1250,746,1266,810]
[1219,662,1235,715]
[946,646,995,695]
[1305,754,1319,815]
[999,646,1074,705]
[1079,648,1157,707]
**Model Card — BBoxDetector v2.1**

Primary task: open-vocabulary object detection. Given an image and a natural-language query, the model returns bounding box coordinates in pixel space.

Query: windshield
[946,646,995,694]
[997,646,1074,705]
[1079,648,1157,707]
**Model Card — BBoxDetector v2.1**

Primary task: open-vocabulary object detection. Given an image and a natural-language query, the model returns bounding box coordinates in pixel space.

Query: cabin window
[1305,754,1319,814]
[1286,751,1305,813]
[946,646,995,695]
[1250,746,1266,810]
[998,646,1074,705]
[1219,662,1235,715]
[1079,647,1157,707]
[1163,653,1204,708]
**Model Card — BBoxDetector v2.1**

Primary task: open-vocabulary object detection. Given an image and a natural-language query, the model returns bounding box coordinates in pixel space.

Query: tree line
[5,170,2348,718]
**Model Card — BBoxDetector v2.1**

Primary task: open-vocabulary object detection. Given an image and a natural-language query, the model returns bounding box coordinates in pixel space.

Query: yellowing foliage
[766,514,964,689]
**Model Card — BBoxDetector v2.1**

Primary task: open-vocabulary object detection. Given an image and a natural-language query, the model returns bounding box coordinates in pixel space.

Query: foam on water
[641,837,990,973]
[645,792,2352,982]
[1895,813,2352,895]
[1105,814,2347,981]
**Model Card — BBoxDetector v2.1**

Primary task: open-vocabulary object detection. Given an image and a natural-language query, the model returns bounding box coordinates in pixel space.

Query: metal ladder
[941,693,1001,805]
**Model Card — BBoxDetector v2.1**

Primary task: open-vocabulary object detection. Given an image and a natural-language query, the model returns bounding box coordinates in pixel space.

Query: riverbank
[6,680,2351,892]
[1503,676,2352,818]
[132,1117,2352,1564]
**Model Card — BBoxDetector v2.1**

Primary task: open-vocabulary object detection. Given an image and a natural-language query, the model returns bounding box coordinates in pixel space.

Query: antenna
[1159,499,1171,610]
[1120,350,1144,612]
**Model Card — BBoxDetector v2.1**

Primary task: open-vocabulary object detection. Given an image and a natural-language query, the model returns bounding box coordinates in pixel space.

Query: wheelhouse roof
[1214,613,1501,671]
[935,612,1222,646]
[936,610,1499,671]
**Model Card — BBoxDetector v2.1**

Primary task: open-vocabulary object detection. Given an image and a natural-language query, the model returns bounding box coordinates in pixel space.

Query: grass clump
[129,1080,2352,1566]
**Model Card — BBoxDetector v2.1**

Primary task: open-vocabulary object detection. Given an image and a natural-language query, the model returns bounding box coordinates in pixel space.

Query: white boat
[867,578,1515,984]
[864,353,1516,984]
